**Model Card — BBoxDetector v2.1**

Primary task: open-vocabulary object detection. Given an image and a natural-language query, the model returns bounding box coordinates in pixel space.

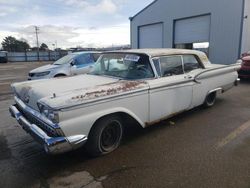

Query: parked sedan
[28,51,101,80]
[10,49,240,156]
[238,55,250,78]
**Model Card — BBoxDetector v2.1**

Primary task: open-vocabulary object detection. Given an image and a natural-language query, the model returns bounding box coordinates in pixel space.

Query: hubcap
[207,93,216,105]
[100,121,122,151]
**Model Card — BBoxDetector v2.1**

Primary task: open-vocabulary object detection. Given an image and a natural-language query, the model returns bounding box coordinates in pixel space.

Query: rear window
[159,56,184,77]
[182,55,201,72]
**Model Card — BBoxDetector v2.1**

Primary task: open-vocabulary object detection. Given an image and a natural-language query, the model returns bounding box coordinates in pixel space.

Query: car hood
[12,74,121,111]
[30,64,62,73]
[41,79,149,109]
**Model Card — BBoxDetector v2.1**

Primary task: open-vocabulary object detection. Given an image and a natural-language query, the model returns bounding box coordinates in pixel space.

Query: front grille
[15,104,59,137]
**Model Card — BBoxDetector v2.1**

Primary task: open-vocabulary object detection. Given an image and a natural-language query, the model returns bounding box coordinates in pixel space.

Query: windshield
[90,53,154,80]
[53,54,77,65]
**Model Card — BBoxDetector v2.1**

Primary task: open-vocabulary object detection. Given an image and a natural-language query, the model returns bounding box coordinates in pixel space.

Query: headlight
[37,102,59,123]
[11,84,17,96]
[35,71,50,77]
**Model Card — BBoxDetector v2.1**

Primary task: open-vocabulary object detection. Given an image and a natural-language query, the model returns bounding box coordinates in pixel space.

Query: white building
[130,0,250,64]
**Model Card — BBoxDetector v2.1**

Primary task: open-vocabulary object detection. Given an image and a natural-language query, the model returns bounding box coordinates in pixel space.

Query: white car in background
[28,51,101,80]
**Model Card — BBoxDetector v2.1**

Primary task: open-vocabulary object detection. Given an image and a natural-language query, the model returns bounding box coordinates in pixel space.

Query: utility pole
[35,26,40,61]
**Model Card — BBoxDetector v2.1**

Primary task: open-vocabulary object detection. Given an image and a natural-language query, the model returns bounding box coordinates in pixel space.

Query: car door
[147,55,194,123]
[181,54,205,108]
[71,53,95,75]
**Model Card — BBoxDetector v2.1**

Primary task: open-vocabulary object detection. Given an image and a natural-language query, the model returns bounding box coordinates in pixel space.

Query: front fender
[59,107,145,138]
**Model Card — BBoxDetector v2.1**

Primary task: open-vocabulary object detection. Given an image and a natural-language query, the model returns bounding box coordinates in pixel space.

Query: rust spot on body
[71,81,147,101]
[145,110,185,127]
[19,86,32,102]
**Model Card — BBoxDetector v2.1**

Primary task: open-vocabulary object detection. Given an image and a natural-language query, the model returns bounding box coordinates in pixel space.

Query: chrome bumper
[9,105,87,154]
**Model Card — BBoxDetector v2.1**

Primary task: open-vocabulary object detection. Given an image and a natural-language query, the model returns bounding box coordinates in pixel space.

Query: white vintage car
[9,49,241,156]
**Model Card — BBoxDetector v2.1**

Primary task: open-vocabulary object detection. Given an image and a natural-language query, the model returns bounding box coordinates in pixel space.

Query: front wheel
[86,115,123,157]
[204,92,217,107]
[54,74,66,78]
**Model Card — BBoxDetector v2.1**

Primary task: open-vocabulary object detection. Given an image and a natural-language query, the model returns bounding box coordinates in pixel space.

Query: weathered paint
[115,48,212,67]
[10,49,240,145]
[71,81,148,101]
[12,74,120,111]
[145,110,185,127]
[18,85,32,103]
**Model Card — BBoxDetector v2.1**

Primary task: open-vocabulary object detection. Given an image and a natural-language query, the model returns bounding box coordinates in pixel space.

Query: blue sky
[0,0,153,49]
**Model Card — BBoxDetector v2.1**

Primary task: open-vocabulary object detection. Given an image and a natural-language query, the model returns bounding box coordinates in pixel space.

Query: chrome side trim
[58,88,149,111]
[194,63,241,81]
[9,105,87,154]
[59,79,194,111]
[149,79,194,91]
[208,88,223,95]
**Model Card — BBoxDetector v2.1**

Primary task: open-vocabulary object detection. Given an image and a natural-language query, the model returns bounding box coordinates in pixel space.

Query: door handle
[184,75,193,79]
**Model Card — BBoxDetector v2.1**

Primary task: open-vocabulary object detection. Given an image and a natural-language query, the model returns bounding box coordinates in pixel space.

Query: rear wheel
[204,92,217,107]
[54,74,66,78]
[86,115,123,157]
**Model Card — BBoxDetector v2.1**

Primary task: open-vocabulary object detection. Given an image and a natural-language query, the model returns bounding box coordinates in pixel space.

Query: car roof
[71,51,101,55]
[108,48,206,58]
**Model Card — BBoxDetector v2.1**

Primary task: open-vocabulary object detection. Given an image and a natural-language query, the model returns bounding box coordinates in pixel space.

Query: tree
[1,36,30,52]
[40,43,49,51]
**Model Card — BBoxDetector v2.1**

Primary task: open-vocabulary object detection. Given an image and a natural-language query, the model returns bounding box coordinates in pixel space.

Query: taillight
[242,61,250,66]
[242,56,250,66]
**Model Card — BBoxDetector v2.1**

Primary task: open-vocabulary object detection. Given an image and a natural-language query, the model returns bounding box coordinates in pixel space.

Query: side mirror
[70,60,75,66]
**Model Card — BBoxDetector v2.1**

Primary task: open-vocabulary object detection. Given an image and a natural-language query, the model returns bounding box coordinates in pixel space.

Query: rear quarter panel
[192,65,239,108]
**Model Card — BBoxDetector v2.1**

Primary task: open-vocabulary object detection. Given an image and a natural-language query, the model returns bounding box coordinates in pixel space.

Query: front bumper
[9,105,87,154]
[28,74,51,80]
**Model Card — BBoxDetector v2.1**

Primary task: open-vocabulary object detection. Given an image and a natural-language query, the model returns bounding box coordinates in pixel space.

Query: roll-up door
[139,23,163,48]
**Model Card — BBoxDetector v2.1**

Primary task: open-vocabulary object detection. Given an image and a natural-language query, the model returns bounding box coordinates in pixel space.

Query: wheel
[54,74,66,78]
[204,92,217,107]
[86,115,123,157]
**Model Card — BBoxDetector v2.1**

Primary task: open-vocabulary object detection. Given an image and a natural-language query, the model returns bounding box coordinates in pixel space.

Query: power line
[35,26,40,61]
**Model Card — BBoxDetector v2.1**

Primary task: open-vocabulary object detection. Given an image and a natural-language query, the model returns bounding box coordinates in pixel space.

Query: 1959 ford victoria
[9,49,241,156]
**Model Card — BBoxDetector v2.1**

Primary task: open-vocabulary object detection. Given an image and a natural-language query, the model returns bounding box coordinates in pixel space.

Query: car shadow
[17,99,226,187]
[240,78,250,84]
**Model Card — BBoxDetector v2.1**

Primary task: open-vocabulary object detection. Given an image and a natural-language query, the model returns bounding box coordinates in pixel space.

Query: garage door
[174,15,211,44]
[139,23,163,48]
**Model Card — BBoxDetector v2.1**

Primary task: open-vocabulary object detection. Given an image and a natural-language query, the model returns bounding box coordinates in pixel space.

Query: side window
[153,59,161,76]
[159,56,184,77]
[183,55,201,72]
[93,53,101,62]
[75,54,94,66]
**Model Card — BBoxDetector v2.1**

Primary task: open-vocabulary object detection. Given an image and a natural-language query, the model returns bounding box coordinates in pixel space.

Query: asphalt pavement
[0,62,250,188]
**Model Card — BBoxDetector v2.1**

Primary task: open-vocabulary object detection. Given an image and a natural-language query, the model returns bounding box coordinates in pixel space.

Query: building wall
[241,0,250,53]
[131,0,244,64]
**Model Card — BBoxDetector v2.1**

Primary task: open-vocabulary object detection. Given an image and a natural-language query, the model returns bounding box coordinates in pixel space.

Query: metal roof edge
[239,0,246,57]
[129,0,158,21]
